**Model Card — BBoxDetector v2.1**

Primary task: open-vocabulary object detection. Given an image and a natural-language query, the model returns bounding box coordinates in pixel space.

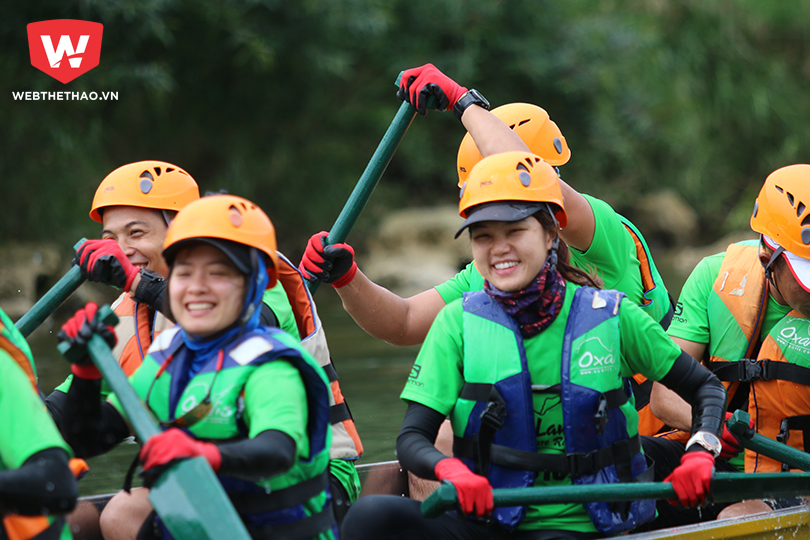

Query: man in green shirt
[648,164,810,524]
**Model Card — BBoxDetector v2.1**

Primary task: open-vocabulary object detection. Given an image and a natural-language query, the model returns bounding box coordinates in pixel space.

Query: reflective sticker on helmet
[802,228,810,245]
[554,137,563,155]
[139,179,152,194]
[753,200,759,218]
[459,182,466,199]
[519,171,532,187]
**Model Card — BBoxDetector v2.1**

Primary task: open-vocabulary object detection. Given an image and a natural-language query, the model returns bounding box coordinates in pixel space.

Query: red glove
[140,428,222,474]
[665,450,715,507]
[720,411,750,459]
[434,457,493,517]
[57,302,117,380]
[299,231,358,288]
[74,239,140,292]
[397,63,468,116]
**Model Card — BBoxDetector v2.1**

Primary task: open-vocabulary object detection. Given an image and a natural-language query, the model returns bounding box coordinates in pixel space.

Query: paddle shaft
[306,100,417,294]
[727,409,810,470]
[421,472,810,518]
[58,307,251,540]
[15,239,87,338]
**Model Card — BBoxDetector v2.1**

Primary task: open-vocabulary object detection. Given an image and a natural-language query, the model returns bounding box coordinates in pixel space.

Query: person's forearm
[650,381,694,431]
[460,105,529,157]
[658,352,726,436]
[0,448,78,515]
[218,430,296,482]
[335,270,443,346]
[61,377,130,458]
[397,402,448,479]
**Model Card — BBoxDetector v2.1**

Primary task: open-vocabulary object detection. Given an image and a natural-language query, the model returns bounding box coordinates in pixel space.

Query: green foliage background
[3,0,810,257]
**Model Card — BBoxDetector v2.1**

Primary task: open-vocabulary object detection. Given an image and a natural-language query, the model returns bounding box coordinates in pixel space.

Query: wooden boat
[73,460,809,540]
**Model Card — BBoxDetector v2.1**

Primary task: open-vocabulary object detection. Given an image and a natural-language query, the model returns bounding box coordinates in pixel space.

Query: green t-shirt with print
[668,240,791,346]
[436,195,646,307]
[263,282,301,340]
[402,284,681,533]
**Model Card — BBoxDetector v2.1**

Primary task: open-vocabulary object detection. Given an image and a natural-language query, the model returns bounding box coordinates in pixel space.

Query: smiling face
[470,215,554,292]
[101,205,170,277]
[169,243,247,338]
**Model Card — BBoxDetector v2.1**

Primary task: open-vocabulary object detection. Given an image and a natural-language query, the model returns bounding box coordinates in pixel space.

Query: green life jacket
[131,326,335,540]
[451,285,654,534]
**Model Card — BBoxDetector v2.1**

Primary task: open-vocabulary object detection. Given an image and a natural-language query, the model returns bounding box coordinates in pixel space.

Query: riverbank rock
[363,206,471,297]
[0,243,115,325]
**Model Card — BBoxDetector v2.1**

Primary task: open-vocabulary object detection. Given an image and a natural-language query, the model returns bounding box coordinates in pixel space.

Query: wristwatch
[133,268,165,307]
[454,89,491,122]
[685,431,722,458]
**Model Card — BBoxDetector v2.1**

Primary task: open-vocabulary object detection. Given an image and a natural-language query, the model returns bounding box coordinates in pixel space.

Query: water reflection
[28,292,418,496]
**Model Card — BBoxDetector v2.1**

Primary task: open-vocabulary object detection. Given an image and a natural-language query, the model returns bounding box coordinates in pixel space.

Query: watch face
[703,432,721,447]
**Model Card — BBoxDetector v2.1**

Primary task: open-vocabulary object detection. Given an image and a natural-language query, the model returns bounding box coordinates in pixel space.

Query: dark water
[28,292,419,496]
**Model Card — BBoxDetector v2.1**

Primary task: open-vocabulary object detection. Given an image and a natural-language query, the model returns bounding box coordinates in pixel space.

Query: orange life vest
[745,311,810,472]
[110,292,172,377]
[660,243,768,443]
[276,253,363,459]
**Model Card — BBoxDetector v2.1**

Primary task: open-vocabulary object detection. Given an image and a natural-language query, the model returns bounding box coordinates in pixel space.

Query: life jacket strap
[227,471,329,514]
[595,388,631,436]
[454,435,641,477]
[709,359,810,386]
[247,505,335,540]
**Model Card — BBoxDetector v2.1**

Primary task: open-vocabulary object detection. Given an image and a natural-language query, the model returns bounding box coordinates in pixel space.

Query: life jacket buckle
[566,451,596,477]
[480,401,507,431]
[739,358,768,381]
[594,395,609,436]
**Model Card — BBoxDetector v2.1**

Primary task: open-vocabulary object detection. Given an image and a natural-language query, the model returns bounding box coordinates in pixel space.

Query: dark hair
[533,211,603,288]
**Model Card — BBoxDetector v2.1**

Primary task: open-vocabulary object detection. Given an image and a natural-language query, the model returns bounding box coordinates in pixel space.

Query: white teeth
[187,303,214,311]
[494,262,518,270]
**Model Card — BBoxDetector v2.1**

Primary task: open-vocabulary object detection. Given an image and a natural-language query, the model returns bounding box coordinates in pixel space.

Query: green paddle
[727,409,810,471]
[421,471,810,518]
[15,239,87,338]
[58,306,251,540]
[305,73,438,293]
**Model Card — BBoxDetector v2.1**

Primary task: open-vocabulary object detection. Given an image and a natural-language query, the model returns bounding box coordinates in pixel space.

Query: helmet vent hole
[802,214,810,228]
[229,205,243,227]
[787,192,795,206]
[508,123,517,130]
[154,167,162,176]
[516,162,530,173]
[518,119,530,127]
[139,171,154,182]
[553,138,563,154]
[518,171,532,187]
[803,228,810,245]
[166,167,175,173]
[798,202,806,218]
[776,185,784,193]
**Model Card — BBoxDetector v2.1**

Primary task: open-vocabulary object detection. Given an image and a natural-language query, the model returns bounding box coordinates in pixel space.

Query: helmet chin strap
[762,235,786,300]
[545,203,560,272]
[239,248,261,327]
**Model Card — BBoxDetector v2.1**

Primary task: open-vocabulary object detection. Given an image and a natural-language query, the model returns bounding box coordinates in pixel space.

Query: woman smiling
[342,153,727,540]
[58,195,336,540]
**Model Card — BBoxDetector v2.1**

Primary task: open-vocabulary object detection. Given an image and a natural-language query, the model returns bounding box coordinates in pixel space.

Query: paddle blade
[149,457,250,540]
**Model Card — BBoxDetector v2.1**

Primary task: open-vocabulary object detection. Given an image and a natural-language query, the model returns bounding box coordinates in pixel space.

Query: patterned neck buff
[484,255,566,338]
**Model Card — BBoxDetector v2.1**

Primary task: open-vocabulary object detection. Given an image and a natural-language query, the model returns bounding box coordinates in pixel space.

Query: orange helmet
[456,103,571,187]
[456,152,567,237]
[90,161,200,223]
[163,195,279,288]
[751,164,810,259]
